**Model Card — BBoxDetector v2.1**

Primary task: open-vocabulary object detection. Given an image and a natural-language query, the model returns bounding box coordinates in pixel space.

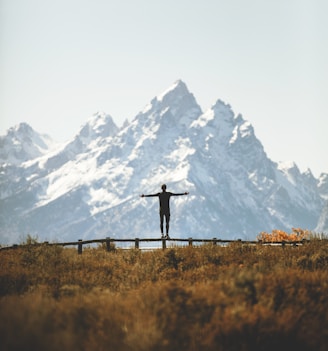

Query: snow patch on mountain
[318,173,328,200]
[316,202,328,233]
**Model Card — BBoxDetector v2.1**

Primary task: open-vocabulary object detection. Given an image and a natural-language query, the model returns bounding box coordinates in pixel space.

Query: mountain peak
[77,112,118,142]
[191,98,236,132]
[11,122,34,135]
[140,80,202,128]
[0,123,56,165]
[157,79,189,102]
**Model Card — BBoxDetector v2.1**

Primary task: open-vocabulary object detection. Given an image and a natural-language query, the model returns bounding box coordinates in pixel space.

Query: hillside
[0,241,327,350]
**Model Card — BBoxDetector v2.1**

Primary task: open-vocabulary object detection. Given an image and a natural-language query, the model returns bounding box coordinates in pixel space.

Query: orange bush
[257,228,310,243]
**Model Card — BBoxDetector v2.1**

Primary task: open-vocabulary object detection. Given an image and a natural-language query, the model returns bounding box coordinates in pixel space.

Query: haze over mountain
[0,80,327,244]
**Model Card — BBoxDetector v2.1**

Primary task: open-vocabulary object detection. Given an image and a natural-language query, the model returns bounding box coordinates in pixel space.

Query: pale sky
[1,0,327,177]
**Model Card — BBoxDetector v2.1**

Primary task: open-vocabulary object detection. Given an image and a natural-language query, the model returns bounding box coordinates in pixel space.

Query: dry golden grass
[0,239,328,350]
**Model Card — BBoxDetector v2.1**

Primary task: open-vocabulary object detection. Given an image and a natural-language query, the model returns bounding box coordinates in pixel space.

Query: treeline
[0,239,327,350]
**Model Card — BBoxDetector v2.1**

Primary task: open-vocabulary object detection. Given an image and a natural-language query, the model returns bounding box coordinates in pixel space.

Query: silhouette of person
[140,184,189,239]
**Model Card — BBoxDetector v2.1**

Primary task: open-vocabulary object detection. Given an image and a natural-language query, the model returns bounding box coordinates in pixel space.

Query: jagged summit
[77,112,119,144]
[5,122,52,147]
[141,80,202,127]
[0,122,56,165]
[157,79,189,101]
[191,99,235,131]
[10,122,34,135]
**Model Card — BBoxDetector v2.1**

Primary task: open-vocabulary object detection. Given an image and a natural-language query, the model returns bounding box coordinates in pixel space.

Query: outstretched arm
[171,192,189,196]
[140,193,159,198]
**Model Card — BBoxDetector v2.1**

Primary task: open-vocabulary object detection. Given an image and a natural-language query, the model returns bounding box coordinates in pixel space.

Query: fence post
[106,237,111,252]
[213,237,217,246]
[162,238,166,250]
[188,238,193,247]
[135,238,140,249]
[78,239,83,255]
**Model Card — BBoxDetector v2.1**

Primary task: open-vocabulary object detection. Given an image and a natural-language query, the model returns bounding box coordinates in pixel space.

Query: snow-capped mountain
[0,80,326,244]
[0,122,57,165]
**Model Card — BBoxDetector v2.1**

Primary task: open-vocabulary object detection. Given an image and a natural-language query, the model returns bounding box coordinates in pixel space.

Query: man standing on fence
[140,184,189,239]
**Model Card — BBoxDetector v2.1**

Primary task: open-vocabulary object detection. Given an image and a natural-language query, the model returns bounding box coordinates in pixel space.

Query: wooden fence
[0,237,309,254]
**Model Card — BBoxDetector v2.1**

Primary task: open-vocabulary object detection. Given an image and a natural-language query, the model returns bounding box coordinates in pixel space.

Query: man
[140,184,189,239]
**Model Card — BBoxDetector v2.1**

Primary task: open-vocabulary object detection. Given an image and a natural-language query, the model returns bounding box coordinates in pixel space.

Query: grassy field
[0,239,328,351]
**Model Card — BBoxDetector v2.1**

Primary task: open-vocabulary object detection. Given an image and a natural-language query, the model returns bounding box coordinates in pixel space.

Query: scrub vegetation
[0,233,327,351]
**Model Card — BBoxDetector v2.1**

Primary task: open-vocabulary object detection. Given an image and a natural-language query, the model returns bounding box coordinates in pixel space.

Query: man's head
[161,184,167,191]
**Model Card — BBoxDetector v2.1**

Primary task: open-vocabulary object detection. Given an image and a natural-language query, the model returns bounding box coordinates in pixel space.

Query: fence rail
[0,237,310,254]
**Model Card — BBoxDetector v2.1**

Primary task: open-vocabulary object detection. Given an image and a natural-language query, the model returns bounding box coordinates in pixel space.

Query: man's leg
[165,213,170,237]
[160,212,164,237]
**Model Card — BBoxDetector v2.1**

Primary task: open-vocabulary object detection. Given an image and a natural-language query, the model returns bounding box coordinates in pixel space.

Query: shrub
[257,228,310,242]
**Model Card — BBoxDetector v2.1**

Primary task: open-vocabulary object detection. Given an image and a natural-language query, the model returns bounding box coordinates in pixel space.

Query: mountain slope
[316,202,328,234]
[0,81,325,244]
